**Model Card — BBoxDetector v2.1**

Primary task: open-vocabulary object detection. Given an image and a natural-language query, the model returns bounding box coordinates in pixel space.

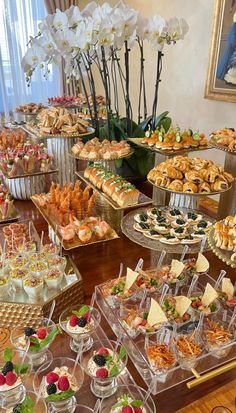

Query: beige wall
[80,0,236,166]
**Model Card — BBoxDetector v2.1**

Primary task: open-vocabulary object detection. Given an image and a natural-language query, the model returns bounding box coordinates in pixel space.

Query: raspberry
[122,407,133,413]
[47,383,57,395]
[37,328,47,340]
[134,408,142,413]
[96,368,108,378]
[97,347,109,356]
[25,327,36,337]
[46,372,59,384]
[58,376,70,391]
[0,374,6,385]
[69,315,78,327]
[83,312,90,320]
[6,371,17,386]
[93,354,106,367]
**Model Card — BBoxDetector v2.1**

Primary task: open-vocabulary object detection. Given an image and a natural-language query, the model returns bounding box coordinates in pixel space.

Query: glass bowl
[80,339,128,398]
[174,328,205,370]
[155,264,187,288]
[100,277,142,309]
[100,384,156,412]
[4,390,47,413]
[189,292,221,319]
[48,256,67,273]
[204,316,235,359]
[33,357,84,413]
[0,349,31,410]
[11,317,59,368]
[135,268,163,294]
[59,305,101,353]
[161,294,192,328]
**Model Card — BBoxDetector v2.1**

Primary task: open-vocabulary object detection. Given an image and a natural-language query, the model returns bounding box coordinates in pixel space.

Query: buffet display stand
[95,272,236,395]
[208,224,236,269]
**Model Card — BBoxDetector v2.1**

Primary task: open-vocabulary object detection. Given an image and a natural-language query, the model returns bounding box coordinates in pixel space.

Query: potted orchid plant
[22,1,188,177]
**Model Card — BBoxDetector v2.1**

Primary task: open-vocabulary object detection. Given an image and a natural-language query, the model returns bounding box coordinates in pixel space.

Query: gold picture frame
[205,0,236,102]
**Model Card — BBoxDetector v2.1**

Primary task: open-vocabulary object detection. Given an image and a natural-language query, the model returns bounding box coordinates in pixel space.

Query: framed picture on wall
[205,0,236,102]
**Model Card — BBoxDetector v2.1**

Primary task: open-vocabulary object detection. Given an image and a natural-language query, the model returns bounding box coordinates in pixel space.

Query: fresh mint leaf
[111,401,124,409]
[4,348,12,362]
[118,346,126,360]
[19,395,34,413]
[46,388,75,401]
[14,363,29,375]
[72,305,90,317]
[109,364,119,377]
[131,399,143,407]
[29,337,41,352]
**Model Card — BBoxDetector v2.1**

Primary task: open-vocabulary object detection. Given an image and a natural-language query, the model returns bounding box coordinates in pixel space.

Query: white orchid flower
[38,30,56,56]
[54,29,76,54]
[66,5,83,27]
[21,43,47,71]
[97,28,114,47]
[81,1,97,18]
[38,14,54,32]
[53,9,68,30]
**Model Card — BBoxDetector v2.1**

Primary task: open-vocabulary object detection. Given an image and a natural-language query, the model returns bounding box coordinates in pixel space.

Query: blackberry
[77,317,87,328]
[12,405,21,413]
[2,361,14,376]
[93,354,106,367]
[47,383,57,395]
[24,327,36,337]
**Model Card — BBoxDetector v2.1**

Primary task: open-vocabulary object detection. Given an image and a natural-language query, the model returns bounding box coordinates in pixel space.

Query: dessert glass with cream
[81,339,128,398]
[0,348,31,410]
[59,305,101,353]
[5,390,47,413]
[100,384,156,412]
[33,357,84,413]
[11,318,59,368]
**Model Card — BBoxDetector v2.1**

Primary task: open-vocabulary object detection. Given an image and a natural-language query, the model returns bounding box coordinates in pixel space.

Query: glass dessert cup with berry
[81,339,128,398]
[11,318,59,368]
[5,390,47,413]
[119,303,166,338]
[0,348,31,410]
[33,357,84,413]
[174,328,205,371]
[100,384,156,412]
[145,328,177,383]
[101,277,142,309]
[59,305,101,353]
[204,316,235,359]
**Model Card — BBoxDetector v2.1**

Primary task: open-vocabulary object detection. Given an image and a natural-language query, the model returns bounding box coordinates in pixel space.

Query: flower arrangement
[22,1,188,176]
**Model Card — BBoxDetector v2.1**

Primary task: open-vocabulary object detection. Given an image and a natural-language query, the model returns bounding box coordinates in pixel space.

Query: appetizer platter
[121,206,215,253]
[0,180,19,223]
[209,128,236,154]
[208,215,236,268]
[48,94,106,108]
[129,127,210,156]
[15,102,46,114]
[71,137,133,161]
[31,181,119,250]
[147,156,234,195]
[25,107,95,139]
[76,167,152,210]
[0,127,27,150]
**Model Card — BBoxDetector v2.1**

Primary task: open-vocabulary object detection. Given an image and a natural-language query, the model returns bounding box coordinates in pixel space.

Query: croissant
[185,171,203,184]
[162,166,183,180]
[183,182,198,193]
[221,171,234,183]
[211,179,229,191]
[202,169,219,183]
[147,169,158,182]
[167,180,183,192]
[198,182,211,193]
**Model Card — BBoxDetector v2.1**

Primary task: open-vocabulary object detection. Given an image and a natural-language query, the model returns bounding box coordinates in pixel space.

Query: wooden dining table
[1,198,236,413]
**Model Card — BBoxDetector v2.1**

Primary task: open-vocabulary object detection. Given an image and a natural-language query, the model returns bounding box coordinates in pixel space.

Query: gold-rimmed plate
[70,148,134,162]
[208,224,236,268]
[209,138,236,155]
[22,125,95,140]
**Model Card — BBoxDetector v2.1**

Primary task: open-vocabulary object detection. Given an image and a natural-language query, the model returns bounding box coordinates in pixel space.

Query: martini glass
[59,305,101,353]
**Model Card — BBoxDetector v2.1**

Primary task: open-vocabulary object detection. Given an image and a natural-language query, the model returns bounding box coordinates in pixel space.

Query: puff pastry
[183,182,198,193]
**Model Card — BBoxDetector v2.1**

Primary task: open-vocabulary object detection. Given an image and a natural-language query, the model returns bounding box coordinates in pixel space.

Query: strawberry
[69,315,78,327]
[122,407,133,413]
[46,372,59,384]
[96,368,108,378]
[6,371,17,386]
[0,374,6,385]
[58,376,70,391]
[37,328,47,340]
[97,347,109,356]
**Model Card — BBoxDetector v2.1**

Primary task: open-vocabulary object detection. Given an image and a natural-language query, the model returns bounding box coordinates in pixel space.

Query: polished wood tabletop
[3,198,236,412]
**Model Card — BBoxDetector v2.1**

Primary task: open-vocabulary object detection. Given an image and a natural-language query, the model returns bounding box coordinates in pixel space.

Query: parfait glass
[80,339,128,398]
[33,357,84,413]
[174,328,205,370]
[145,328,177,383]
[5,390,47,413]
[0,349,31,410]
[100,384,156,412]
[11,317,58,368]
[59,305,101,353]
[204,316,235,359]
